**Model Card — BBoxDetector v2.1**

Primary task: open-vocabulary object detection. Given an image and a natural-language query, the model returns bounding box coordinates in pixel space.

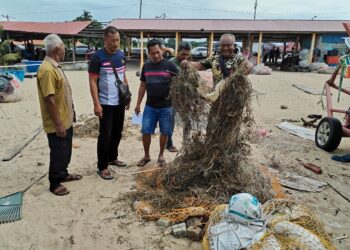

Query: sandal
[109,160,127,167]
[62,173,83,182]
[137,158,151,167]
[166,146,178,153]
[97,169,114,180]
[51,185,70,196]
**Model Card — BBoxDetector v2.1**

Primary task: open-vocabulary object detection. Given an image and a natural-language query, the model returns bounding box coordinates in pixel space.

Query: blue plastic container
[0,69,25,81]
[24,60,42,73]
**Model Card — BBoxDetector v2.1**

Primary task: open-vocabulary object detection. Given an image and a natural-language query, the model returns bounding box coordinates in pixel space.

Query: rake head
[0,192,23,224]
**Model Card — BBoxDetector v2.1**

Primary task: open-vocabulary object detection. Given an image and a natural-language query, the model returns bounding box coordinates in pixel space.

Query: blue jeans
[141,105,173,136]
[166,109,176,148]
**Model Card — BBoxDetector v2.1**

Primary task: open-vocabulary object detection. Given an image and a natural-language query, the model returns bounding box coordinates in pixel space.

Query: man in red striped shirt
[135,39,178,167]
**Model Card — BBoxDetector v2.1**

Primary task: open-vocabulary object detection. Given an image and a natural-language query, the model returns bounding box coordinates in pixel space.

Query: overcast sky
[0,0,349,22]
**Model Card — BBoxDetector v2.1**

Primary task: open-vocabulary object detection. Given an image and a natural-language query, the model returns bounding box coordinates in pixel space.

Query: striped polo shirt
[88,48,126,105]
[140,58,178,108]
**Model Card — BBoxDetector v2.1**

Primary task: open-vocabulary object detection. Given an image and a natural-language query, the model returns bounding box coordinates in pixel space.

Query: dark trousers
[47,127,73,191]
[97,105,125,171]
[166,108,175,149]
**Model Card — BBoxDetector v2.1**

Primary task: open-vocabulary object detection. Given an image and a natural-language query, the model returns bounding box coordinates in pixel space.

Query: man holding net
[181,33,252,85]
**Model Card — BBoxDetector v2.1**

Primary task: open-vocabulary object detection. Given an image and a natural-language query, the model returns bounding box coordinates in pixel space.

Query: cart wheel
[315,117,342,152]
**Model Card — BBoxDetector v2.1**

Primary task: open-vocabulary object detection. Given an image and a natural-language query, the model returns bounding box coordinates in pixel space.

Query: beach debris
[303,162,322,174]
[280,105,288,109]
[301,117,318,128]
[132,67,283,243]
[205,194,266,250]
[308,114,322,119]
[203,197,336,250]
[172,223,187,238]
[74,114,139,138]
[277,122,315,141]
[187,226,203,241]
[309,62,329,72]
[292,83,325,95]
[252,64,272,75]
[0,74,22,103]
[166,66,275,203]
[157,218,173,227]
[281,118,300,122]
[332,234,348,241]
[318,67,338,75]
[248,199,336,250]
[2,125,43,161]
[272,169,327,192]
[256,128,270,138]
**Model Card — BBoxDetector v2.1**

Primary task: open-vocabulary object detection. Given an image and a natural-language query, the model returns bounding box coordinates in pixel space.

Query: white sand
[0,66,349,249]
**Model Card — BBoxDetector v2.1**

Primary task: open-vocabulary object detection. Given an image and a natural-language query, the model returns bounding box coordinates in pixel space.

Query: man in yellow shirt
[37,34,82,196]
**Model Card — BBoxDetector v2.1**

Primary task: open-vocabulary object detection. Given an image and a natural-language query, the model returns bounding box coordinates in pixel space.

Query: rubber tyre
[315,117,342,152]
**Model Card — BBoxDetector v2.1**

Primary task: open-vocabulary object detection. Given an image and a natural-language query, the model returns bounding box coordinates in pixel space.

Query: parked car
[74,45,89,55]
[191,47,208,58]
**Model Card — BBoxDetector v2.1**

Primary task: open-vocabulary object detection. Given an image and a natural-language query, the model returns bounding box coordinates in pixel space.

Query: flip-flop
[97,170,114,180]
[109,160,127,167]
[137,158,151,167]
[51,185,70,196]
[61,174,83,182]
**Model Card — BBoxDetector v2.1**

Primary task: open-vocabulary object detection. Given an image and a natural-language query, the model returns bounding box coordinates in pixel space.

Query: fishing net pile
[202,199,336,250]
[134,65,276,214]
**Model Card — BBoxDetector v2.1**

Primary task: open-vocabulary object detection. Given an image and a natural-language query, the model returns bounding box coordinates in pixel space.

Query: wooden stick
[2,125,43,161]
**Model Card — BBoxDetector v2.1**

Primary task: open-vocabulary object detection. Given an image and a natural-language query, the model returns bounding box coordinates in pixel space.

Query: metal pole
[139,0,142,19]
[254,0,257,20]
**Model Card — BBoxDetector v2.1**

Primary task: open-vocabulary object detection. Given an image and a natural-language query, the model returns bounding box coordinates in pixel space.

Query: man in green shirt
[167,41,192,151]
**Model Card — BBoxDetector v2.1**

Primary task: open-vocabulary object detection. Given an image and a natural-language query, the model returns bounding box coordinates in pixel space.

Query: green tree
[72,10,103,49]
[165,38,176,49]
[73,10,93,21]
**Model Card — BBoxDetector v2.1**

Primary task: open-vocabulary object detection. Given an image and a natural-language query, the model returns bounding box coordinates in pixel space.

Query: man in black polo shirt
[135,39,178,167]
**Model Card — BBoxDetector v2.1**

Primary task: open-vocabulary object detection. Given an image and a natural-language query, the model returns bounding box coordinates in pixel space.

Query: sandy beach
[0,65,349,249]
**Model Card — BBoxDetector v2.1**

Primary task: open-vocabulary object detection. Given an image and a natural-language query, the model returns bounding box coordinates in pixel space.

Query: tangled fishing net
[134,65,276,216]
[201,199,336,250]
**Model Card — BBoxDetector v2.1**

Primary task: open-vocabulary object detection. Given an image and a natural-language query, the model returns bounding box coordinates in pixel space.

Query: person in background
[274,47,281,64]
[233,44,240,54]
[168,41,192,147]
